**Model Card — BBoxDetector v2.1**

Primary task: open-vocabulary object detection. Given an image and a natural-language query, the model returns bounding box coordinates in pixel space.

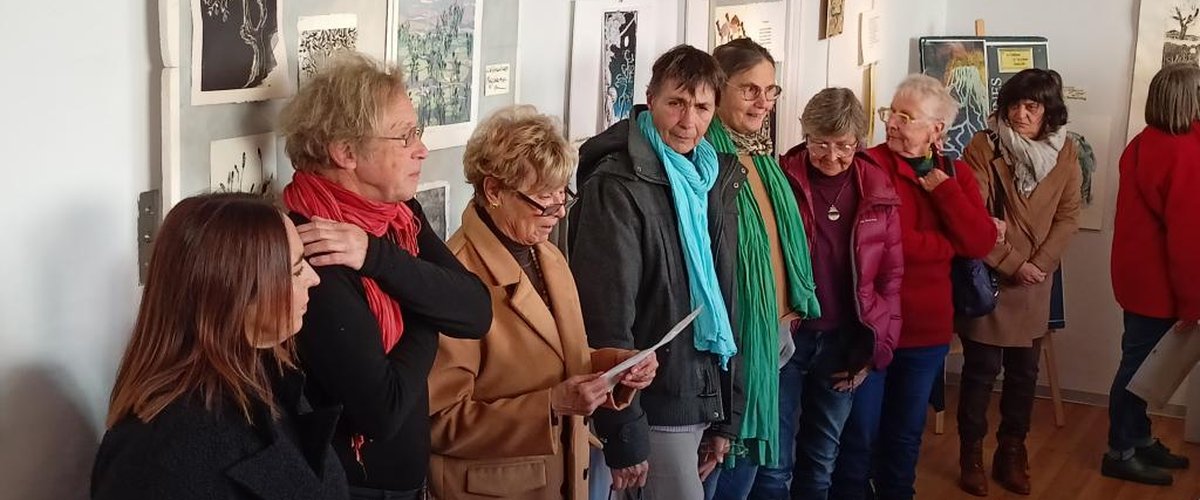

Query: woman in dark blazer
[92,193,344,500]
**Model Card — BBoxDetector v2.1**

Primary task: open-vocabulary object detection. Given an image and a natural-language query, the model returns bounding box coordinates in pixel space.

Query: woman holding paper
[956,68,1080,496]
[1104,63,1200,486]
[426,105,658,500]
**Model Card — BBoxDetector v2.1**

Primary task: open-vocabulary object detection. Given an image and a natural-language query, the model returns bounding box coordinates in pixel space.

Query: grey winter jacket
[567,106,746,469]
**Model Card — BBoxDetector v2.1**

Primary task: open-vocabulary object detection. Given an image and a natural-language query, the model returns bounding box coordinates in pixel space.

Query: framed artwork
[1128,0,1200,140]
[602,10,638,129]
[385,0,484,150]
[710,1,787,62]
[190,0,291,105]
[414,181,450,241]
[297,14,359,87]
[568,0,658,142]
[919,38,990,158]
[209,132,277,194]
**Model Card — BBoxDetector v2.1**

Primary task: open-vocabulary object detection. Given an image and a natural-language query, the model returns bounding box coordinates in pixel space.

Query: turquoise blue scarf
[636,111,737,368]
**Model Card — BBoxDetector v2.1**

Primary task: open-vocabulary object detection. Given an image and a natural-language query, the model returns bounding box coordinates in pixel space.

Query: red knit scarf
[283,171,420,353]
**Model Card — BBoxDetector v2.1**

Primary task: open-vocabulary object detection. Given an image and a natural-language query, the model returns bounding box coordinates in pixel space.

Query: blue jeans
[1108,311,1176,455]
[710,330,852,500]
[829,344,949,500]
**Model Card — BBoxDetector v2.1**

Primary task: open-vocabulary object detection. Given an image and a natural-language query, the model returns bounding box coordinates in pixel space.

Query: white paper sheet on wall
[859,9,882,65]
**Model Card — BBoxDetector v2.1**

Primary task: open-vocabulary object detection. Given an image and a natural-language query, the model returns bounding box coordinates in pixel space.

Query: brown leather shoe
[959,439,989,496]
[993,436,1031,495]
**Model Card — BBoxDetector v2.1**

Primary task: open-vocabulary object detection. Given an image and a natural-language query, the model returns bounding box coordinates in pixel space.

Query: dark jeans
[349,485,425,500]
[708,330,854,500]
[1108,311,1177,454]
[957,336,1043,442]
[829,344,949,500]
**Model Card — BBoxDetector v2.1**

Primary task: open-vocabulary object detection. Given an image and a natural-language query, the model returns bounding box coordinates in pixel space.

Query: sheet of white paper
[602,307,702,386]
[485,63,511,96]
[1128,321,1200,409]
[859,9,882,65]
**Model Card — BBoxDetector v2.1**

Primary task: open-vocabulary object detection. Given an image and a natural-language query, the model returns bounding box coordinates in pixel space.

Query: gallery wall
[0,2,153,498]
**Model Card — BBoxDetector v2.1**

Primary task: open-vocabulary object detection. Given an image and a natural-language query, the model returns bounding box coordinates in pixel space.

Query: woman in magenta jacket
[1103,63,1200,486]
[830,74,996,500]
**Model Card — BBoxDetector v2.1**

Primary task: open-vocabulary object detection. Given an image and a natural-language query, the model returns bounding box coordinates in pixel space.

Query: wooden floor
[915,387,1200,500]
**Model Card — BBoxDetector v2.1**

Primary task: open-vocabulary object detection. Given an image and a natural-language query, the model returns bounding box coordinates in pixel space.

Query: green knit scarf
[706,118,821,468]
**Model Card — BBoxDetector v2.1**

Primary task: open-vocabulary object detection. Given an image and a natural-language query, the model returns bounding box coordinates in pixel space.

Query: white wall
[945,1,1147,400]
[779,0,947,148]
[0,1,152,498]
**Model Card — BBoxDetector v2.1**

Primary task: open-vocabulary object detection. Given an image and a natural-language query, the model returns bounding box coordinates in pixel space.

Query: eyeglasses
[806,139,859,158]
[513,187,578,217]
[876,107,930,127]
[732,84,783,102]
[370,126,425,148]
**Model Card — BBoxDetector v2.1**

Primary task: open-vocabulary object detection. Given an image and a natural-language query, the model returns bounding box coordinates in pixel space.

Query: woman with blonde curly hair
[427,105,657,500]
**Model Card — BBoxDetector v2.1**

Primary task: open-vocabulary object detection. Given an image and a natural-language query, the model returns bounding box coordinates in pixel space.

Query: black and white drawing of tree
[200,0,280,91]
[1167,2,1200,40]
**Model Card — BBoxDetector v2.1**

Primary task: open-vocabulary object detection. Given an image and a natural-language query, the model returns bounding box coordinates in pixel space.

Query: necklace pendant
[827,206,841,221]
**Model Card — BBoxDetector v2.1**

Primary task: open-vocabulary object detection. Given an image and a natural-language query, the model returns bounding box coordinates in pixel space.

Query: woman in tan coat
[428,105,657,500]
[956,69,1081,496]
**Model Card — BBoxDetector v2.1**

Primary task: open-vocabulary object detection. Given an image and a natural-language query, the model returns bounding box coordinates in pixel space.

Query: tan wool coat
[957,131,1082,347]
[428,205,633,500]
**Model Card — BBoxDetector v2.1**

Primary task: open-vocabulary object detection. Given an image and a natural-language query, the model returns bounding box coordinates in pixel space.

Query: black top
[569,105,747,469]
[92,369,348,500]
[291,200,492,491]
[476,202,550,302]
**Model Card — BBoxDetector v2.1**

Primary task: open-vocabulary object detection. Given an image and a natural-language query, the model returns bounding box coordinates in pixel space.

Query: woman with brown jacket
[956,69,1081,496]
[427,106,656,500]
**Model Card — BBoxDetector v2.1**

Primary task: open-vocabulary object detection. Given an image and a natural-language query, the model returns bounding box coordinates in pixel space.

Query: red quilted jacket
[782,145,904,369]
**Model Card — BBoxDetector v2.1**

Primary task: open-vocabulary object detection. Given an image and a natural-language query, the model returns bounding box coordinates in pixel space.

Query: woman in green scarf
[702,38,821,500]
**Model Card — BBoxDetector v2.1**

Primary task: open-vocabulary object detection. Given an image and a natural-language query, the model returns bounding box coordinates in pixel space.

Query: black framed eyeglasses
[733,84,783,102]
[513,188,578,217]
[370,125,425,147]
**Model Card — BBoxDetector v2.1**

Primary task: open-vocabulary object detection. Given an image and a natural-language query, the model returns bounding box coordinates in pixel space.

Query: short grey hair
[894,73,959,125]
[800,87,868,145]
[1145,64,1200,135]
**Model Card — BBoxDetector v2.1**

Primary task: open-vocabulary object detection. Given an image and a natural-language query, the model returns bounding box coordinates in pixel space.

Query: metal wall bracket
[137,189,162,285]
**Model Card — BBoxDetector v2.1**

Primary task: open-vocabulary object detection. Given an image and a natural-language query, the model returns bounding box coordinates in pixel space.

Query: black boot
[1100,454,1173,486]
[1135,439,1190,469]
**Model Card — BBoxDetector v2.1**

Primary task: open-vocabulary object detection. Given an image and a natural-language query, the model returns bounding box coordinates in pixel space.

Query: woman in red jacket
[1103,63,1200,486]
[830,74,996,500]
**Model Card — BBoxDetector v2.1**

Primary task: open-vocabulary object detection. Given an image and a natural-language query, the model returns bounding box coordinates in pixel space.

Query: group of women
[89,36,1200,500]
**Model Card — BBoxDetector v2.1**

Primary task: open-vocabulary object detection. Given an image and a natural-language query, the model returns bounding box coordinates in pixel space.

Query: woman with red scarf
[277,53,492,500]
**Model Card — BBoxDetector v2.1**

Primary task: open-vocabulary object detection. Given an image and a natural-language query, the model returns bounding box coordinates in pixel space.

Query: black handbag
[949,133,1006,318]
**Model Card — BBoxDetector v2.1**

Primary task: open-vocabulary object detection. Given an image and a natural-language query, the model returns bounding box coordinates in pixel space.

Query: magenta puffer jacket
[781,144,904,370]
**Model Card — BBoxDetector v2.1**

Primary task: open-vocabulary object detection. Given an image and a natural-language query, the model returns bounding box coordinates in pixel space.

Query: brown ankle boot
[959,439,989,496]
[993,436,1031,495]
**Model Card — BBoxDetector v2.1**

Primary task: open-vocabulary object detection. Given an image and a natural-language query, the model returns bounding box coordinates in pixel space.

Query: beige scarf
[988,116,1066,197]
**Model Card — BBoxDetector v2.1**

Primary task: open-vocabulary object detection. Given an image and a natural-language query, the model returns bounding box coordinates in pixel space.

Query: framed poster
[385,0,484,150]
[919,38,990,158]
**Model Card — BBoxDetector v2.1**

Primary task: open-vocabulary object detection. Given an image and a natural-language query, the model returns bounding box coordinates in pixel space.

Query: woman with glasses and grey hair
[427,105,657,500]
[829,75,996,500]
[752,87,904,500]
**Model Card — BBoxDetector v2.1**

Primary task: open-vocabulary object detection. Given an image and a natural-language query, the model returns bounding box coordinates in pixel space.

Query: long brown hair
[106,193,294,427]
